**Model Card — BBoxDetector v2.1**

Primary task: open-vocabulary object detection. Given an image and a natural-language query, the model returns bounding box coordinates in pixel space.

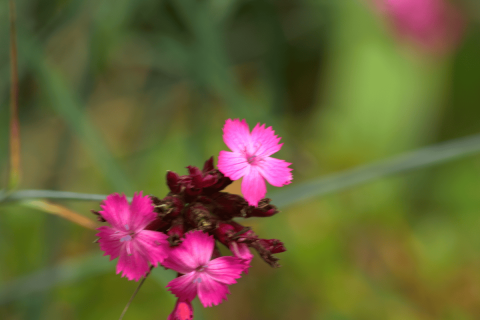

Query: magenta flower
[218,119,293,206]
[96,192,170,281]
[163,231,246,307]
[168,299,193,320]
[377,0,465,54]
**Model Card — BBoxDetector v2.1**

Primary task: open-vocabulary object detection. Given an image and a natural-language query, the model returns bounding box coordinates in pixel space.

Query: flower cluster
[92,119,292,319]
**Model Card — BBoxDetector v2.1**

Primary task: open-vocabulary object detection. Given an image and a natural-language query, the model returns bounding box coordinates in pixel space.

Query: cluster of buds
[93,119,292,319]
[93,158,286,319]
[146,157,285,267]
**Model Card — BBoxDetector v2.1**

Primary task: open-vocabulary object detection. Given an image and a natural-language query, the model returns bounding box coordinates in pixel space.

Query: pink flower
[96,192,170,281]
[163,231,246,307]
[218,119,293,206]
[168,299,193,320]
[376,0,465,54]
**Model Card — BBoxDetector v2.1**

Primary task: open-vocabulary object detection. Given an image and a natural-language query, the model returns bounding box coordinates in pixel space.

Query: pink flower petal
[128,192,157,230]
[167,272,199,302]
[257,156,293,187]
[135,230,170,266]
[217,151,249,180]
[205,256,245,285]
[228,242,253,273]
[96,226,123,260]
[116,247,150,281]
[222,119,251,153]
[99,193,130,230]
[197,273,230,307]
[241,166,266,207]
[168,299,193,320]
[163,231,214,274]
[250,123,283,157]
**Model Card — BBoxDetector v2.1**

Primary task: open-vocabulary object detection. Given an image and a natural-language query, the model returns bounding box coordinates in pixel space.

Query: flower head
[168,299,193,320]
[218,119,293,206]
[163,231,246,307]
[96,192,170,281]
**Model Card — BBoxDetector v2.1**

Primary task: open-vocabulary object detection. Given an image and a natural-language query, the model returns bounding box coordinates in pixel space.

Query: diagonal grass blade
[2,133,480,208]
[270,133,480,208]
[21,200,99,230]
[8,0,21,189]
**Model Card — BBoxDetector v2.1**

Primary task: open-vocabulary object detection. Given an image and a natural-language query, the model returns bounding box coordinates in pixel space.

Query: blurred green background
[1,0,480,319]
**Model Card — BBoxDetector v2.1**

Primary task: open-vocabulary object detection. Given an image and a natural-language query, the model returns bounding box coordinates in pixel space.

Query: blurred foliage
[1,0,480,319]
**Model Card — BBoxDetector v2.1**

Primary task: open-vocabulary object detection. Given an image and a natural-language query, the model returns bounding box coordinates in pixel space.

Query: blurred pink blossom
[377,0,465,54]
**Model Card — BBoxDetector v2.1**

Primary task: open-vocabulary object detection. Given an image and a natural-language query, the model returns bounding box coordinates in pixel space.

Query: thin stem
[118,266,154,320]
[1,133,480,207]
[271,133,480,208]
[1,190,115,202]
[8,0,21,189]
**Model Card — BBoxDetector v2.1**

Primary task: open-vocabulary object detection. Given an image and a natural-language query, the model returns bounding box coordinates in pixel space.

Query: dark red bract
[146,156,286,268]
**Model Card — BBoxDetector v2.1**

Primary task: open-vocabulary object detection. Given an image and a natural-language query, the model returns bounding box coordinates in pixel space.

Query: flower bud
[213,221,236,244]
[202,156,215,173]
[168,218,186,246]
[187,166,203,187]
[185,203,215,231]
[258,239,286,254]
[212,192,248,219]
[202,170,232,194]
[166,171,181,194]
[245,198,278,218]
[168,299,193,320]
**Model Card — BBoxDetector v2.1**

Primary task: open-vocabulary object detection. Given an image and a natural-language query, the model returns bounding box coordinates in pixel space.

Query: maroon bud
[202,156,215,173]
[211,175,232,192]
[202,170,232,194]
[168,218,185,237]
[258,239,286,254]
[245,199,279,218]
[153,195,184,219]
[163,195,184,218]
[149,195,163,206]
[185,203,215,231]
[201,174,217,188]
[167,218,185,246]
[185,184,202,198]
[228,221,258,244]
[251,240,281,268]
[213,222,236,244]
[166,171,181,193]
[187,166,204,187]
[212,192,247,219]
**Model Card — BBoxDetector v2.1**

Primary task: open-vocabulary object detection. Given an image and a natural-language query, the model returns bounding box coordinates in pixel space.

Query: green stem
[2,133,480,207]
[271,133,480,208]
